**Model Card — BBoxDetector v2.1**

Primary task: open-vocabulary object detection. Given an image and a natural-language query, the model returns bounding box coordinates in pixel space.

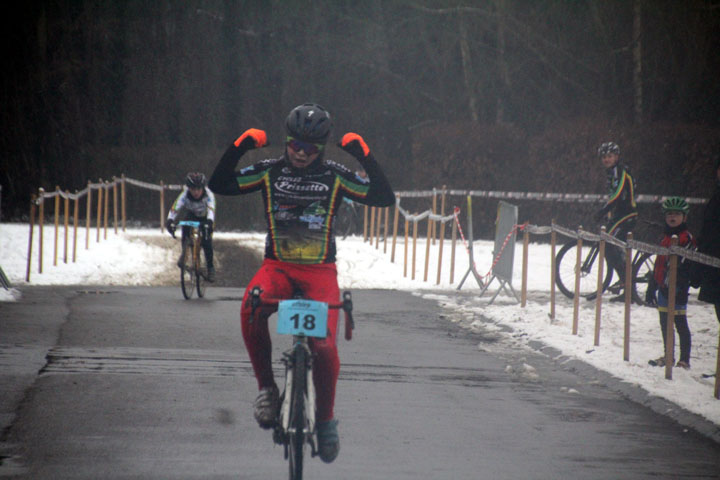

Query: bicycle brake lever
[249,286,263,323]
[342,291,354,340]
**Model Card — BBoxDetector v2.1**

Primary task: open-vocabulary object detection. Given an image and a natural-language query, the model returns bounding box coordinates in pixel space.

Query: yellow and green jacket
[209,145,395,264]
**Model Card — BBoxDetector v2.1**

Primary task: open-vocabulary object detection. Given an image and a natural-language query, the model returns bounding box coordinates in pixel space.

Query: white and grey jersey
[167,187,216,222]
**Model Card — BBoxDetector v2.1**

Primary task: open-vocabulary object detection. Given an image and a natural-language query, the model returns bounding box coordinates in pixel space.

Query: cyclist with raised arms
[166,172,216,282]
[208,103,395,463]
[594,141,639,302]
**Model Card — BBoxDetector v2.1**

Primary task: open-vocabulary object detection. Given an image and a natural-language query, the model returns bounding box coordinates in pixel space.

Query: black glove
[202,219,214,237]
[165,219,176,236]
[338,132,370,159]
[644,287,657,307]
[233,128,268,151]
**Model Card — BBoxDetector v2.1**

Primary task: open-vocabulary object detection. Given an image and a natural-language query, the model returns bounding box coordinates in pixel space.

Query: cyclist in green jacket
[594,142,639,302]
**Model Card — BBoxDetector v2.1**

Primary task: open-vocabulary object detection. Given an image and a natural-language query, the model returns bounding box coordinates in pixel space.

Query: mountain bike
[554,237,653,303]
[334,198,360,239]
[249,286,353,480]
[175,220,208,299]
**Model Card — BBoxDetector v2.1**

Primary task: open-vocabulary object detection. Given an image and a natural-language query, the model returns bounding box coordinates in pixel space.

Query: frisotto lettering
[275,180,330,194]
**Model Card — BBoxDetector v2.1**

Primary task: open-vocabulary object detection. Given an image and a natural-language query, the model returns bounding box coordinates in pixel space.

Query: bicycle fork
[276,340,318,457]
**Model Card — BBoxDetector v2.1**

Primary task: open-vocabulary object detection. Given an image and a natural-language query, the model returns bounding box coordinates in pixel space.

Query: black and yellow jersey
[210,145,395,264]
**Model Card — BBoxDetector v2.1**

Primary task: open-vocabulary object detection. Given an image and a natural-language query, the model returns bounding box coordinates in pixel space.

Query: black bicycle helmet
[661,196,689,214]
[186,172,206,189]
[597,142,620,157]
[285,103,332,144]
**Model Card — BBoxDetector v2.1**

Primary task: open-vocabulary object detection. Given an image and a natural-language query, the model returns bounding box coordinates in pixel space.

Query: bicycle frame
[177,220,207,299]
[248,286,353,479]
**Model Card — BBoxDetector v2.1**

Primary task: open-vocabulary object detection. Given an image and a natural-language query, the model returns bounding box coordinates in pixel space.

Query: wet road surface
[1,286,719,479]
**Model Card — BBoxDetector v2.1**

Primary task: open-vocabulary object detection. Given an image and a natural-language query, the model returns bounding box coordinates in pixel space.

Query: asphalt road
[1,286,719,479]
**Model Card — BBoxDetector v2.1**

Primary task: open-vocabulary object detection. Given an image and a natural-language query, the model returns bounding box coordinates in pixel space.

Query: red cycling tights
[241,258,340,422]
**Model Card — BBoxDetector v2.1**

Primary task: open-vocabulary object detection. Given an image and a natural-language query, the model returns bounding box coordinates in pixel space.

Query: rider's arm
[338,133,395,207]
[205,189,216,223]
[167,190,187,221]
[208,129,268,195]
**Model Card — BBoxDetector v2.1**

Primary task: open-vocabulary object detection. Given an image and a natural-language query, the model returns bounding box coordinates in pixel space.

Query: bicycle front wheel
[180,241,195,300]
[631,252,654,304]
[555,241,612,299]
[288,345,307,480]
[195,241,207,298]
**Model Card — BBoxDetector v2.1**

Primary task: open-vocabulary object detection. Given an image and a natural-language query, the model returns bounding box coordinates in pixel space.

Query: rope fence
[20,179,720,397]
[360,189,720,399]
[24,175,182,282]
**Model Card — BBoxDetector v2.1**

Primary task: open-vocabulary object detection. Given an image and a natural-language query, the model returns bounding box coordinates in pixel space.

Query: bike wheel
[180,241,195,299]
[555,241,612,299]
[195,242,207,298]
[335,202,357,239]
[288,346,307,480]
[631,252,654,304]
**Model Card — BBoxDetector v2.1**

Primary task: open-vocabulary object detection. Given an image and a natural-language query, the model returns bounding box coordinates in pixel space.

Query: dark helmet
[285,103,332,144]
[186,172,206,189]
[661,196,689,214]
[597,142,620,157]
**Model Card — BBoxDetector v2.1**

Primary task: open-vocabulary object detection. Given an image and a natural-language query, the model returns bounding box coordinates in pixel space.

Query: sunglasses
[286,137,324,156]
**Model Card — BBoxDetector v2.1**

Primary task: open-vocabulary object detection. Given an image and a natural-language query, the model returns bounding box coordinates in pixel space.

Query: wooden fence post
[63,191,69,264]
[549,221,556,321]
[363,205,368,242]
[113,177,118,234]
[368,207,376,244]
[436,219,446,285]
[521,226,529,307]
[450,209,457,284]
[72,193,79,262]
[391,204,399,263]
[714,333,720,399]
[53,186,60,266]
[594,226,606,346]
[383,207,389,253]
[423,216,432,282]
[375,206,382,249]
[86,180,92,249]
[664,235,678,379]
[38,188,44,274]
[25,195,36,282]
[96,179,103,243]
[412,218,418,280]
[572,227,583,335]
[431,189,437,245]
[103,181,109,239]
[121,174,127,231]
[623,232,634,361]
[403,217,409,277]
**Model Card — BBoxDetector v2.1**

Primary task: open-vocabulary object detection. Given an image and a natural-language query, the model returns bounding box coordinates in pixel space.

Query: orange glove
[338,132,370,158]
[234,128,268,149]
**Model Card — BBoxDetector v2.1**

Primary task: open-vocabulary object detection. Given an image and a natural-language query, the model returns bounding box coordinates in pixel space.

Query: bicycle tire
[195,240,207,298]
[631,252,654,304]
[555,241,612,299]
[180,241,195,300]
[335,202,357,240]
[288,345,307,480]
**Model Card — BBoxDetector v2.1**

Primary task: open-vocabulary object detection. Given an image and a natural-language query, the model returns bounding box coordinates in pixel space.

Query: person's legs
[291,263,341,423]
[240,260,294,390]
[674,314,691,365]
[201,224,214,270]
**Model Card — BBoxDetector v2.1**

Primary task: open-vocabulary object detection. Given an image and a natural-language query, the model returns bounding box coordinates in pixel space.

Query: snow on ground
[1,222,718,428]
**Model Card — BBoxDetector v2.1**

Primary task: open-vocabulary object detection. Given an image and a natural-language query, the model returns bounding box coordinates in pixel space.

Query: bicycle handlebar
[249,286,354,341]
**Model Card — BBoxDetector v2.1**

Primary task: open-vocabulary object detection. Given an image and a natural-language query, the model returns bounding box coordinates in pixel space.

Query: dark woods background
[2,0,720,239]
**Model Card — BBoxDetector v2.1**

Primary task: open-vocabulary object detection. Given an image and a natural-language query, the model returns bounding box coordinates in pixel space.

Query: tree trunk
[633,0,643,125]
